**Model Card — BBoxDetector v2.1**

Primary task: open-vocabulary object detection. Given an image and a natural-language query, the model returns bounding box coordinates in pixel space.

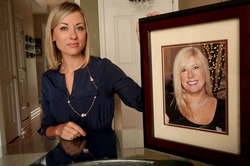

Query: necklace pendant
[81,113,86,117]
[90,77,93,82]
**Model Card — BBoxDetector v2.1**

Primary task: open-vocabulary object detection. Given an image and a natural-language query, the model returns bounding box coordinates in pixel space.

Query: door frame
[42,23,47,71]
[14,12,28,125]
[0,81,7,146]
[0,0,22,146]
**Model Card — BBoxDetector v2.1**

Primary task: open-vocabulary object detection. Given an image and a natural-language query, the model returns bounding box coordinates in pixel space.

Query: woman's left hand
[136,11,160,42]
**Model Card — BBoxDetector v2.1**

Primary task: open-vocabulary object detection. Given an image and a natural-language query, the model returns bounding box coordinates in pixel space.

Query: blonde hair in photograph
[46,1,91,70]
[173,47,213,118]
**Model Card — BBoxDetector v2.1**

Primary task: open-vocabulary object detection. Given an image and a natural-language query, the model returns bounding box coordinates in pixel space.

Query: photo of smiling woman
[165,47,226,132]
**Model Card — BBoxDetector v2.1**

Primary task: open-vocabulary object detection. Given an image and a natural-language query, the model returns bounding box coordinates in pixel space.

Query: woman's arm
[101,58,142,111]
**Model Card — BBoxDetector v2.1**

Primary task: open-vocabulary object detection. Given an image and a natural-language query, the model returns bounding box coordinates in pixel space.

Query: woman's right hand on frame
[136,11,160,42]
[55,121,86,140]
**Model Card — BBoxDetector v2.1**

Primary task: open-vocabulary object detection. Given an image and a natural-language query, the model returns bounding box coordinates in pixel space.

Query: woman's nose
[69,28,77,39]
[188,70,194,78]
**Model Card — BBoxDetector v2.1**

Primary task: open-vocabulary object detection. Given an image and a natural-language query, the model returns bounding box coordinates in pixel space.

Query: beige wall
[35,0,49,12]
[12,0,39,112]
[179,0,229,10]
[47,0,74,12]
[34,15,48,99]
[81,0,100,57]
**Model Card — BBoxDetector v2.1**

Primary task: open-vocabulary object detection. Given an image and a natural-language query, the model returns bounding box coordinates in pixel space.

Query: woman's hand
[55,121,86,140]
[136,11,160,42]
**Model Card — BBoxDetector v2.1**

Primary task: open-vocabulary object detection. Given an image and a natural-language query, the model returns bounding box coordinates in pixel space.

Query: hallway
[10,108,42,144]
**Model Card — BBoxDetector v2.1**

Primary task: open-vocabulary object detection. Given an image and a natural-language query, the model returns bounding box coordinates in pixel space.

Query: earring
[52,39,55,42]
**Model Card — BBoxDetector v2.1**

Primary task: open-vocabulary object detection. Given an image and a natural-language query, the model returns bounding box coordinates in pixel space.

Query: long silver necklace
[66,66,98,117]
[189,95,208,109]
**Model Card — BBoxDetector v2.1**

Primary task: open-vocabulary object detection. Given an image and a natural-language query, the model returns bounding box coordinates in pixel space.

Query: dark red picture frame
[139,1,250,165]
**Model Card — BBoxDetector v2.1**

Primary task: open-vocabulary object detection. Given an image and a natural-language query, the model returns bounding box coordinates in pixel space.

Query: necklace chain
[189,95,208,109]
[66,65,98,118]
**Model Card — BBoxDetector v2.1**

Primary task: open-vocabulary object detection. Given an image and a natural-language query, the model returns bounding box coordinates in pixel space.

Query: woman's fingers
[68,122,86,137]
[136,22,140,41]
[147,11,160,17]
[58,122,86,140]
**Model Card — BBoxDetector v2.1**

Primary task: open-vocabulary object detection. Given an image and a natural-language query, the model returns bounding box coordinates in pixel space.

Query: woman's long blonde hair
[173,47,213,118]
[46,1,91,70]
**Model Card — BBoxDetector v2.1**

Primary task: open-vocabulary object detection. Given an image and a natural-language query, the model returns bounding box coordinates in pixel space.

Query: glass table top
[0,130,203,166]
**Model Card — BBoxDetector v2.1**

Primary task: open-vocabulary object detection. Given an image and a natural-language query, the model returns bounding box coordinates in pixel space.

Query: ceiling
[32,0,74,15]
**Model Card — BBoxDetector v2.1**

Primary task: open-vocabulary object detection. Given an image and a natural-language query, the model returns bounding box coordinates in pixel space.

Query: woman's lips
[68,43,79,47]
[187,80,198,85]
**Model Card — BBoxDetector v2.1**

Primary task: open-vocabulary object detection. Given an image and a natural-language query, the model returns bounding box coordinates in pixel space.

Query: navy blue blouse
[38,57,142,136]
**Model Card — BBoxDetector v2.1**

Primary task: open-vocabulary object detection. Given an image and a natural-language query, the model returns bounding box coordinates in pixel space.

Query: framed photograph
[30,37,34,44]
[162,40,228,134]
[35,48,42,55]
[35,38,41,46]
[25,35,30,42]
[139,1,250,165]
[26,51,30,58]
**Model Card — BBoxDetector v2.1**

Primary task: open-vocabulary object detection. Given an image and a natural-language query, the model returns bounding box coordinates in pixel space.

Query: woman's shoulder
[215,98,226,115]
[90,56,124,75]
[90,56,114,67]
[41,69,63,89]
[41,69,59,80]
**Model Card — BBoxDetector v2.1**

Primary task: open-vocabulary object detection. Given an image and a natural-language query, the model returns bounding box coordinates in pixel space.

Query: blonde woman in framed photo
[165,47,226,132]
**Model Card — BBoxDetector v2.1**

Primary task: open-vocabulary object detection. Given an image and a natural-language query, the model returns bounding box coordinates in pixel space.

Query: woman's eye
[193,66,199,70]
[60,27,68,31]
[77,27,84,30]
[182,69,186,72]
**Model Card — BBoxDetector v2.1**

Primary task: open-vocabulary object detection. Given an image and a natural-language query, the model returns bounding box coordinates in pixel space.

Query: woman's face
[180,56,206,95]
[52,11,87,57]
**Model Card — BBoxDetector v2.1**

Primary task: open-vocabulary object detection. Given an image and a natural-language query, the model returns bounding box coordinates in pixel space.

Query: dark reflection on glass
[30,130,195,166]
[45,131,117,166]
